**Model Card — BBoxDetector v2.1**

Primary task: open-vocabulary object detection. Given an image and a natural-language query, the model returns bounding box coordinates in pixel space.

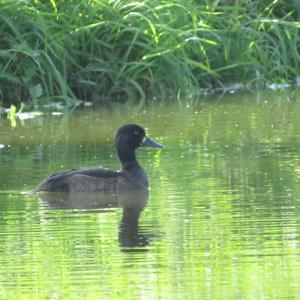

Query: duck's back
[34,166,148,192]
[34,167,122,192]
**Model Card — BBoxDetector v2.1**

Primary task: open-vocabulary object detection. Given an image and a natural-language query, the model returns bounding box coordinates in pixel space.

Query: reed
[0,0,299,107]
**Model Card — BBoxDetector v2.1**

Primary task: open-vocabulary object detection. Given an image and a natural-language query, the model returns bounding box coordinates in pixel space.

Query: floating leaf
[17,111,43,120]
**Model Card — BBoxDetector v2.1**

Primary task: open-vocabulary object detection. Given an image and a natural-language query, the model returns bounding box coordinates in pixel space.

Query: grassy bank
[0,0,300,107]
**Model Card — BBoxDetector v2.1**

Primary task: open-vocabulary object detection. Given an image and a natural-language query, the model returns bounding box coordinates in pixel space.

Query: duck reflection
[37,190,149,249]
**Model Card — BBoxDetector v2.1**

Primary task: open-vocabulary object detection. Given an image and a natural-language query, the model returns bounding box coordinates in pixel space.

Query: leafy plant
[0,0,299,106]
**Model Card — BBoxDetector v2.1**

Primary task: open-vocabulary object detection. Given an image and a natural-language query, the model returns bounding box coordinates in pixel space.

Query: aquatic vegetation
[0,0,299,106]
[6,103,43,127]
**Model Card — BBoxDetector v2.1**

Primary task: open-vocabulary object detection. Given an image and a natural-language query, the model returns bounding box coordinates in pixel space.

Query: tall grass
[0,0,299,107]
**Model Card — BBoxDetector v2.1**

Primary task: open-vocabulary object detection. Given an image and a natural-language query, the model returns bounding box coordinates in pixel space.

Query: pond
[1,90,300,299]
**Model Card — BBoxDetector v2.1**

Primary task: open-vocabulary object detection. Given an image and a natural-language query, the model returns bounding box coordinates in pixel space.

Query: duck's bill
[141,136,164,148]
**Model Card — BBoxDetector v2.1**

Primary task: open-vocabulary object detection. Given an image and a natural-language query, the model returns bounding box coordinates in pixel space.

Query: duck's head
[115,124,163,151]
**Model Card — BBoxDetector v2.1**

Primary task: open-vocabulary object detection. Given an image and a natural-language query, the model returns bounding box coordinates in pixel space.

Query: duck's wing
[69,167,120,178]
[34,167,121,192]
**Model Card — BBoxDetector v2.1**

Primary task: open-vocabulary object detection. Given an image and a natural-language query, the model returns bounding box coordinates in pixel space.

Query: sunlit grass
[0,0,299,107]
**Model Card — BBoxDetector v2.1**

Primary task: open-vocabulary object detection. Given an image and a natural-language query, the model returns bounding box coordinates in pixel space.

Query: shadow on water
[35,190,150,252]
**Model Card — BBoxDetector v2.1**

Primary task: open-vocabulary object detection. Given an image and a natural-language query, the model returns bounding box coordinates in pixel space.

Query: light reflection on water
[1,92,300,299]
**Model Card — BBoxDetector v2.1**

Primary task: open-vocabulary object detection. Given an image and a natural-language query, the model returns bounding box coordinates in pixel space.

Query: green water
[1,91,300,299]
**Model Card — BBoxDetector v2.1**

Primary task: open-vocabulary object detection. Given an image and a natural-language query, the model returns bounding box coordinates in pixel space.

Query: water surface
[1,91,300,299]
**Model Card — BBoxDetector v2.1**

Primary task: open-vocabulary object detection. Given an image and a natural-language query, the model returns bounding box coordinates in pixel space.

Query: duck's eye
[134,130,139,135]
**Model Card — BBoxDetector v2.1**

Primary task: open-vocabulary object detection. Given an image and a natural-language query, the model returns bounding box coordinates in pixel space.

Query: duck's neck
[118,148,148,188]
[118,148,140,171]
